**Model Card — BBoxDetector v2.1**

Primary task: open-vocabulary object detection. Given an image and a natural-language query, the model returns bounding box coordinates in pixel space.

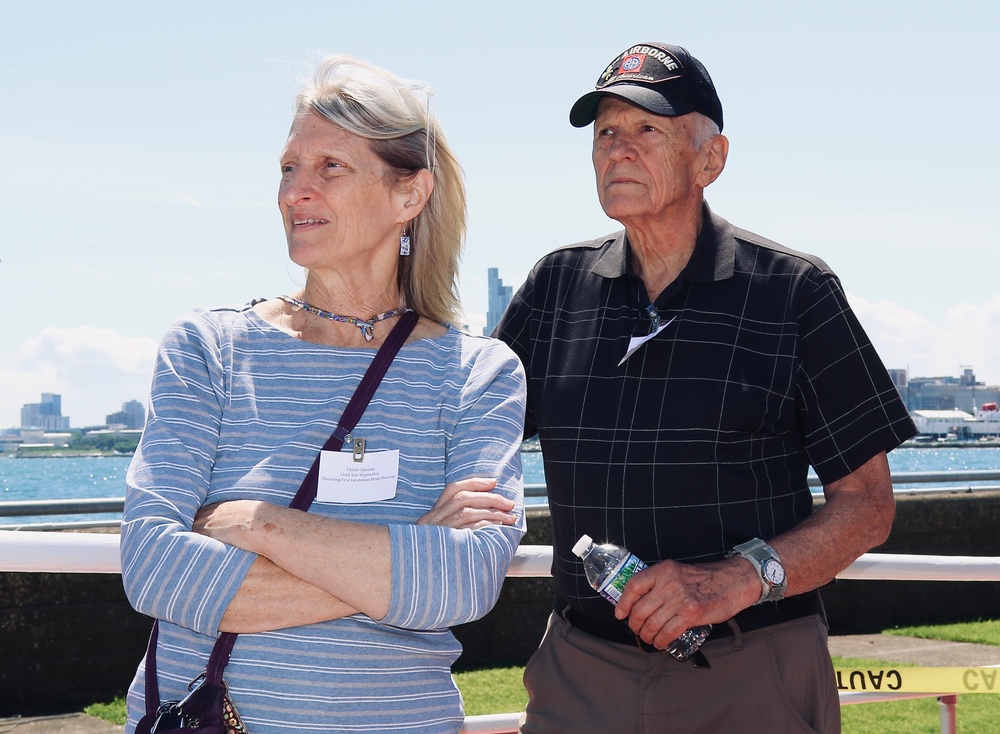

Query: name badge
[317,449,399,504]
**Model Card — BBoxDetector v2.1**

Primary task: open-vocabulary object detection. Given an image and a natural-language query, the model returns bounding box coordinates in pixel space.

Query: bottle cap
[572,534,594,558]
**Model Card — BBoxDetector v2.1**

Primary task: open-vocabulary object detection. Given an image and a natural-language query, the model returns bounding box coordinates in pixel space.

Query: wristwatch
[727,538,787,604]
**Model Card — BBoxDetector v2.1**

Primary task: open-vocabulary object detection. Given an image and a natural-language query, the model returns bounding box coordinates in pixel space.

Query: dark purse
[135,629,242,734]
[136,311,419,734]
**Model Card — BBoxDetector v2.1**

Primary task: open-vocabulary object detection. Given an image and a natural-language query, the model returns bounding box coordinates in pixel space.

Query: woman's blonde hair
[295,55,466,327]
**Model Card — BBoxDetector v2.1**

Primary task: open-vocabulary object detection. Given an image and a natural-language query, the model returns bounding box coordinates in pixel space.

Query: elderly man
[495,42,916,733]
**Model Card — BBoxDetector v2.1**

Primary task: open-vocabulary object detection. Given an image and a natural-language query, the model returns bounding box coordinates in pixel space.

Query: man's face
[592,97,706,225]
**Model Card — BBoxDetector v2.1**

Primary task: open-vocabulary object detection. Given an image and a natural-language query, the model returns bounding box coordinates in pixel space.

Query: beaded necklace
[278,295,412,342]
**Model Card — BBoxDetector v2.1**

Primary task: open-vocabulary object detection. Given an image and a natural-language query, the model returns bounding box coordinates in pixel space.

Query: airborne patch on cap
[597,45,684,89]
[569,42,724,130]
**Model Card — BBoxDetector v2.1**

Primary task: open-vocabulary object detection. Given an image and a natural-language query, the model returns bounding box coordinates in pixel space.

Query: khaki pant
[520,611,840,734]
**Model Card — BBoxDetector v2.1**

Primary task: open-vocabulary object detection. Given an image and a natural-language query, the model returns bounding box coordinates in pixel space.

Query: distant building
[20,393,70,430]
[911,406,1000,438]
[887,368,908,389]
[890,367,1000,414]
[485,267,513,336]
[106,399,146,429]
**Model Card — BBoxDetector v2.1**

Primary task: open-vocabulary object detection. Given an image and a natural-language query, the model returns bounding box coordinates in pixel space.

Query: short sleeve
[795,272,917,484]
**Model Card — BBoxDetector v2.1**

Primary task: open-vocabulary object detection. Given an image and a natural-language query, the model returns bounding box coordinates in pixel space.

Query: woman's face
[278,112,407,274]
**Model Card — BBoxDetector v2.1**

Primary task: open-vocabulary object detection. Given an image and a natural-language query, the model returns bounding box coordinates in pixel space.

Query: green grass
[886,618,1000,647]
[83,698,127,725]
[85,620,1000,731]
[454,664,528,716]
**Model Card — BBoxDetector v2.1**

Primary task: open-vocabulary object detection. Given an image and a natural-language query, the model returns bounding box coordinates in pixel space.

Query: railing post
[937,695,957,734]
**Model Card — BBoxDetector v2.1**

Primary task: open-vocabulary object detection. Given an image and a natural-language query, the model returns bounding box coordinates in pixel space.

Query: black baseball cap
[569,42,724,131]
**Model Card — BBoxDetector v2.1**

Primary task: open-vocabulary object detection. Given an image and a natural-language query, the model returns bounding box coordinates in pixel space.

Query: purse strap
[144,309,419,711]
[289,309,419,511]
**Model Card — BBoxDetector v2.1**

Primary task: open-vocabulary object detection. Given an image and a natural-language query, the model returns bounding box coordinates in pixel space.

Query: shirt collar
[591,202,737,284]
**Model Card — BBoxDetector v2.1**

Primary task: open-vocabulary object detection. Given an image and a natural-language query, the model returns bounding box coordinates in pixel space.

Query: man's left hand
[614,557,759,650]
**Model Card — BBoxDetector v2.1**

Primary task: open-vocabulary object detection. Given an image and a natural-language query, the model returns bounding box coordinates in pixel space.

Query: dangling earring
[400,225,411,256]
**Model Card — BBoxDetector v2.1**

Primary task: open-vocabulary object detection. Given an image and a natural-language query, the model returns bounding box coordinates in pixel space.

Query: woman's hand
[196,477,515,548]
[194,500,269,552]
[416,477,516,530]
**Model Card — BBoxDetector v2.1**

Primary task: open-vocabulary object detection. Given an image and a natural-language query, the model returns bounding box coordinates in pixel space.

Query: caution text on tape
[835,667,1000,694]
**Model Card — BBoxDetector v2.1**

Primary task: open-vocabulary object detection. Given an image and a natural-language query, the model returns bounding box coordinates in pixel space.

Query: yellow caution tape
[835,667,1000,694]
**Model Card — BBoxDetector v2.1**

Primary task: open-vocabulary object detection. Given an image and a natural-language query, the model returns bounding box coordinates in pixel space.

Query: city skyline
[2,1,998,427]
[9,394,146,432]
[485,268,514,337]
[4,261,1000,428]
[9,352,1000,432]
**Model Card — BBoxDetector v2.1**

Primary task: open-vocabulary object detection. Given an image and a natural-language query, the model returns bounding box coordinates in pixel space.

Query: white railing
[2,534,999,733]
[6,533,1000,583]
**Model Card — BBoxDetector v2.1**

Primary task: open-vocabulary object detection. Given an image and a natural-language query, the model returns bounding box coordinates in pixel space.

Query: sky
[2,0,998,428]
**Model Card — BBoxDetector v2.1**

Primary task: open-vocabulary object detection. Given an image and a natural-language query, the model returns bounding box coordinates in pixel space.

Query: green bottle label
[597,554,647,605]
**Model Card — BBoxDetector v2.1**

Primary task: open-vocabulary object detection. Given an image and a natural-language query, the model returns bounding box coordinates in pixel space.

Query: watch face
[762,559,786,586]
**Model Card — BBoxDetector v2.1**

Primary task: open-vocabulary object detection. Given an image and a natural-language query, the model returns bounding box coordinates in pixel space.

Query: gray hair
[687,111,721,151]
[295,55,466,327]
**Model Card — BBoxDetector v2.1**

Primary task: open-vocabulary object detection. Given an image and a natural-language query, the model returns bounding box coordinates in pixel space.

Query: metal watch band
[727,538,787,604]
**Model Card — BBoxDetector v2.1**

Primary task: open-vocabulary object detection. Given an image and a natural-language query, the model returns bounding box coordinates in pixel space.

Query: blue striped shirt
[121,303,526,733]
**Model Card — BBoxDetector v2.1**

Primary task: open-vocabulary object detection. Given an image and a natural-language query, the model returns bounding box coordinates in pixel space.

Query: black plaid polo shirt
[495,204,916,626]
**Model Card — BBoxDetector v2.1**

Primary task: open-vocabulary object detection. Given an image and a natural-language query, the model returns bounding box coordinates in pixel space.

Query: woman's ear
[401,168,434,219]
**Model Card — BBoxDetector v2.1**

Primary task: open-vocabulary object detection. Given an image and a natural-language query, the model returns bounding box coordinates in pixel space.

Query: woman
[120,55,526,733]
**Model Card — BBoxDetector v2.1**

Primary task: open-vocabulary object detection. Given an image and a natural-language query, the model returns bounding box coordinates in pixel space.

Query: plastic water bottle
[572,534,712,661]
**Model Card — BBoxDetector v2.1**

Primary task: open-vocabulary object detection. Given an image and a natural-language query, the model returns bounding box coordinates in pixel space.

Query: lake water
[2,447,999,526]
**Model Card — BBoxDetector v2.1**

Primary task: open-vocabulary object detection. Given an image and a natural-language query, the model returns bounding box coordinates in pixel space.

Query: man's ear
[699,134,729,188]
